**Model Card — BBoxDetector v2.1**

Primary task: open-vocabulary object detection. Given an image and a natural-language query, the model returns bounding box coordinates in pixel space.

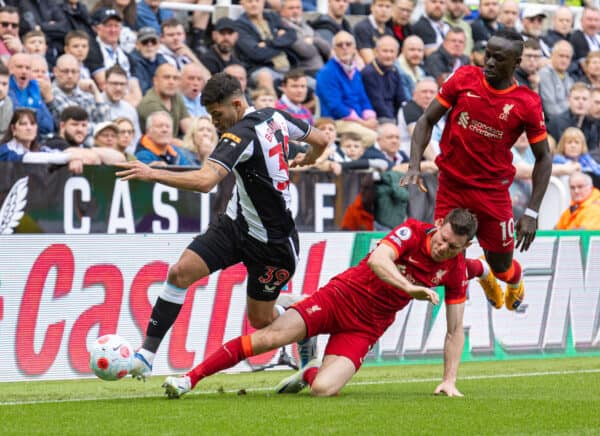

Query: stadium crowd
[1,0,600,230]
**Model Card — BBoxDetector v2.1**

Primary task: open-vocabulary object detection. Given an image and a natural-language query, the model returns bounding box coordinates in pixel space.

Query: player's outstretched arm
[367,243,439,304]
[291,127,330,168]
[115,160,228,193]
[400,99,447,192]
[434,302,465,397]
[516,138,552,252]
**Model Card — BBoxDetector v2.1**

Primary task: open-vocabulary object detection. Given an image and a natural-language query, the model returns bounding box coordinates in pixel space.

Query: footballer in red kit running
[401,28,552,311]
[162,208,477,399]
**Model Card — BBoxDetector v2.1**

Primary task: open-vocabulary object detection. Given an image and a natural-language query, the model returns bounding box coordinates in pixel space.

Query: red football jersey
[330,219,468,335]
[435,65,547,190]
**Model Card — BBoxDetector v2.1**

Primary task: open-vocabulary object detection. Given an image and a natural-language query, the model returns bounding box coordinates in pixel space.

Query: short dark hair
[24,30,45,42]
[282,68,306,85]
[492,28,524,56]
[339,131,362,144]
[161,17,183,33]
[0,63,9,77]
[0,6,18,15]
[105,64,127,81]
[523,38,541,51]
[201,72,244,106]
[443,208,478,241]
[65,30,89,46]
[60,106,89,123]
[1,109,39,151]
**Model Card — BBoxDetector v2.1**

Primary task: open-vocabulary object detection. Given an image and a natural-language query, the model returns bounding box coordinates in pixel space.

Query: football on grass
[89,334,133,381]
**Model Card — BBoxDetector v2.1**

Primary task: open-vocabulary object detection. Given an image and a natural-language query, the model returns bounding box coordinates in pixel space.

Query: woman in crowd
[115,117,137,160]
[554,127,600,187]
[182,115,218,166]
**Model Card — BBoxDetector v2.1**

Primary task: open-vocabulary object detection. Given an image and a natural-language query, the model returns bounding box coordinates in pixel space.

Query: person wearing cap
[135,110,192,166]
[48,54,110,135]
[444,0,473,56]
[129,26,168,94]
[136,0,175,35]
[521,5,550,58]
[470,0,499,45]
[470,40,486,68]
[90,119,127,163]
[569,6,600,76]
[199,17,240,75]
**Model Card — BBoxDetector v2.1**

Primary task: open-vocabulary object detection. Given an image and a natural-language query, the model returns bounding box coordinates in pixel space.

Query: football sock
[303,366,319,386]
[496,260,522,287]
[143,296,183,353]
[466,258,486,279]
[274,304,286,317]
[187,336,255,388]
[137,348,155,366]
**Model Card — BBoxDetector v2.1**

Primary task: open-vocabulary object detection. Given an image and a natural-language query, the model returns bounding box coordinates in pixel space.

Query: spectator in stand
[135,110,192,166]
[309,0,352,45]
[158,18,210,79]
[425,27,469,86]
[362,35,408,121]
[556,171,600,230]
[470,40,486,68]
[279,0,329,80]
[569,6,600,78]
[444,0,473,55]
[23,31,47,58]
[64,31,92,80]
[8,53,54,136]
[514,39,543,92]
[180,63,208,117]
[92,120,118,149]
[138,63,191,139]
[235,0,296,93]
[223,64,252,105]
[520,5,550,58]
[363,122,409,171]
[581,51,600,90]
[102,64,141,144]
[313,117,338,163]
[199,17,240,75]
[539,40,575,118]
[554,127,600,186]
[396,35,427,100]
[548,84,598,151]
[90,0,138,53]
[497,0,519,32]
[182,115,218,166]
[0,64,12,138]
[412,0,449,57]
[136,0,174,34]
[30,55,51,86]
[0,6,23,65]
[275,69,313,125]
[398,76,443,163]
[49,54,110,131]
[589,88,600,131]
[318,130,388,175]
[114,116,137,158]
[354,0,395,65]
[542,6,573,52]
[251,87,277,109]
[470,0,499,44]
[129,27,167,95]
[60,0,97,49]
[389,0,415,49]
[44,105,90,150]
[316,31,378,148]
[0,108,84,172]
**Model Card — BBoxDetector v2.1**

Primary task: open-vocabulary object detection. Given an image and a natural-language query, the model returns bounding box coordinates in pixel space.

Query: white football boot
[130,352,153,382]
[162,375,192,399]
[275,359,320,394]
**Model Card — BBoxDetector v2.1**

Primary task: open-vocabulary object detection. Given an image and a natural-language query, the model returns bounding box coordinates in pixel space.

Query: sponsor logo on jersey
[499,104,514,121]
[306,305,322,315]
[221,132,241,143]
[395,226,411,240]
[458,111,469,128]
[457,111,503,139]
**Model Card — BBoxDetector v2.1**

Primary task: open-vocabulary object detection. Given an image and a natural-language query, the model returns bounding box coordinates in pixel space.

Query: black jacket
[547,109,599,151]
[361,60,408,120]
[424,46,469,83]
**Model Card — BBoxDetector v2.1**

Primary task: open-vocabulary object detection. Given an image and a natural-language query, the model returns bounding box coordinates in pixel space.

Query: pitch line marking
[2,368,600,407]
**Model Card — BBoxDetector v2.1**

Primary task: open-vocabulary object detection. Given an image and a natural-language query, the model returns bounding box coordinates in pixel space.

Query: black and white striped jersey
[208,107,311,243]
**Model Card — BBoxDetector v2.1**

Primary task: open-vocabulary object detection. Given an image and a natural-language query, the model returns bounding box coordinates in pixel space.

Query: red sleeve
[523,93,548,144]
[437,66,469,109]
[380,220,419,260]
[443,258,469,305]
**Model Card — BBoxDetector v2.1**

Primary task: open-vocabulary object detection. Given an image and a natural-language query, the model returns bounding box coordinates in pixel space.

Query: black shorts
[187,215,299,301]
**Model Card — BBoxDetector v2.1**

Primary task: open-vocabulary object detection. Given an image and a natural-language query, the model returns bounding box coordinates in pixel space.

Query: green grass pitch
[2,356,600,435]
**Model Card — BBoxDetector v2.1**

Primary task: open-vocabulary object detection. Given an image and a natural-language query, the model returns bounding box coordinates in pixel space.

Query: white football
[89,334,133,381]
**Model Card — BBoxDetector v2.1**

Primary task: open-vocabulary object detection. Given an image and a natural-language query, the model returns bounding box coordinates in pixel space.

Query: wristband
[524,208,538,219]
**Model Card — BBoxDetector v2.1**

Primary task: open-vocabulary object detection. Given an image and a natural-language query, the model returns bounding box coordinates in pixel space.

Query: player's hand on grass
[115,161,157,182]
[406,285,439,305]
[399,167,427,192]
[434,381,463,397]
[515,215,537,252]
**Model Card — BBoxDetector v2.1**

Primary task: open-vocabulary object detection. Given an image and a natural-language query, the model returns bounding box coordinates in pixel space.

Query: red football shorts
[435,176,514,253]
[291,281,382,370]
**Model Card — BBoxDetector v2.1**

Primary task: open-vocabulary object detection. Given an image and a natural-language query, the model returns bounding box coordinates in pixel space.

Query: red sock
[303,366,319,386]
[495,260,522,285]
[187,335,254,388]
[465,258,484,280]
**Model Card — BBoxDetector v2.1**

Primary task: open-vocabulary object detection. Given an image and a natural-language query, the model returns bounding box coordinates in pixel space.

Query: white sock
[480,259,490,278]
[274,304,286,317]
[138,348,156,365]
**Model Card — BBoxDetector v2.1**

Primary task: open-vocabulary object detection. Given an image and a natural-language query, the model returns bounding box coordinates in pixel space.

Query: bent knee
[310,380,339,397]
[247,315,273,330]
[167,264,194,289]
